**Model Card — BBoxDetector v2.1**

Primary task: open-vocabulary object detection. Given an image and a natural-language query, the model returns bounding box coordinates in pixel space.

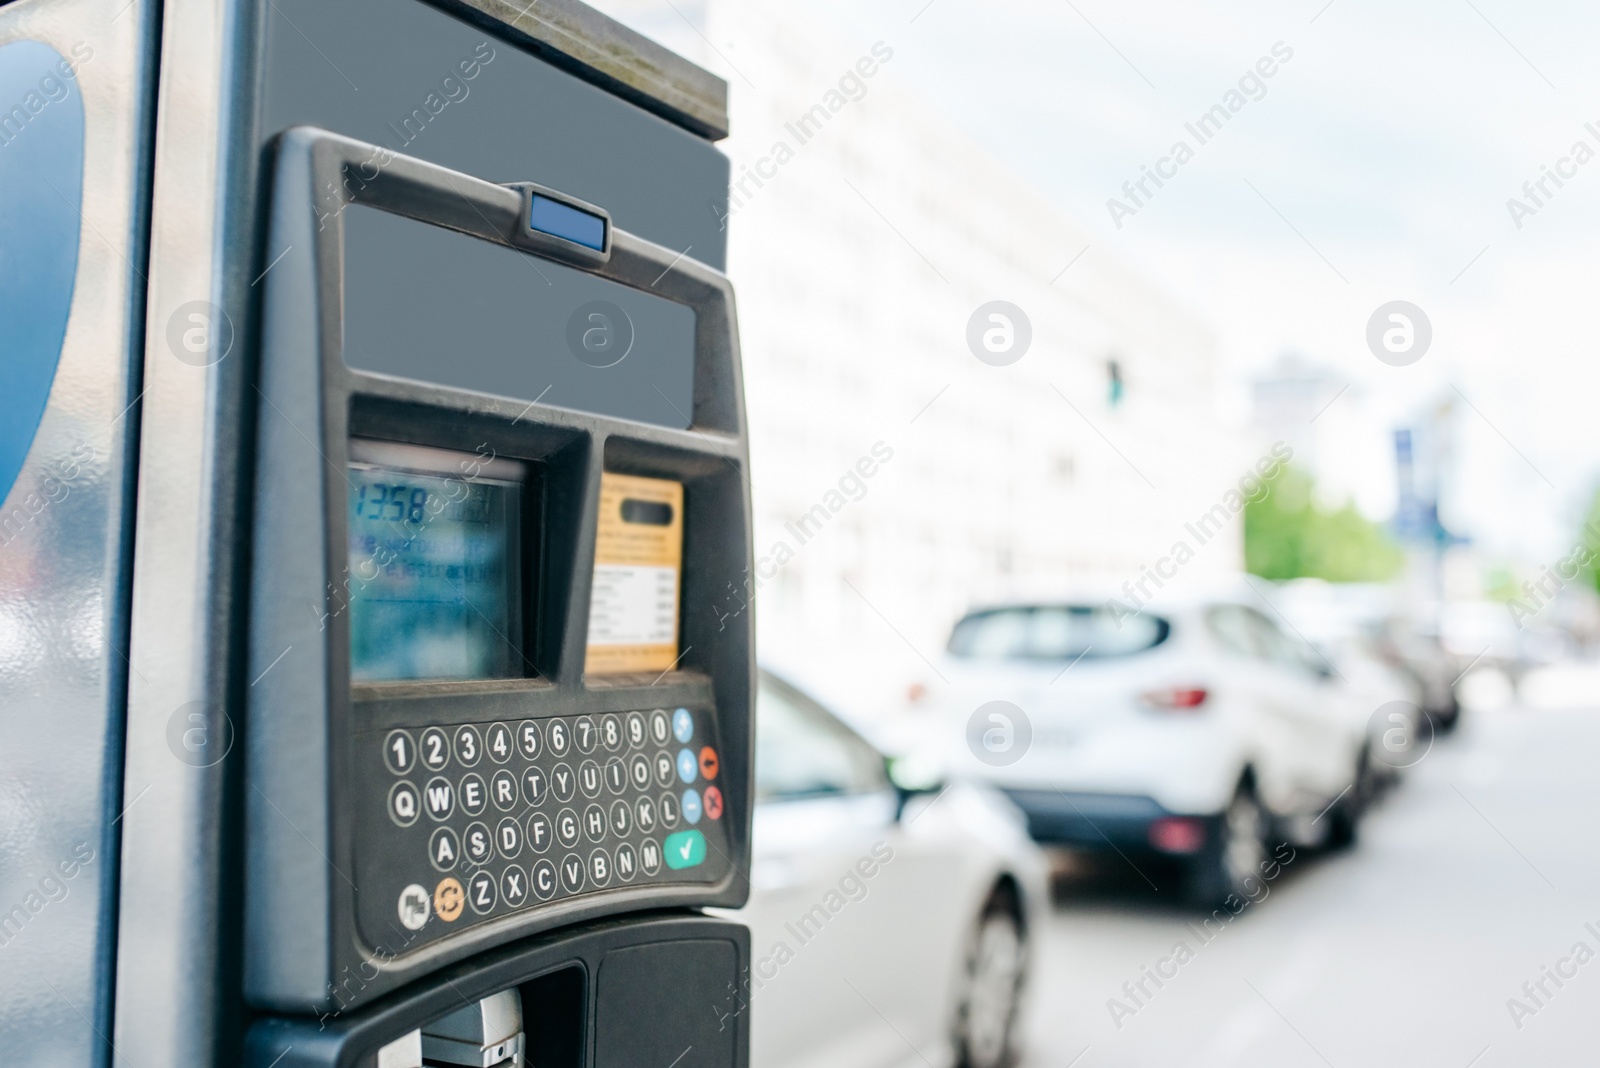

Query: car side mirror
[886,753,945,821]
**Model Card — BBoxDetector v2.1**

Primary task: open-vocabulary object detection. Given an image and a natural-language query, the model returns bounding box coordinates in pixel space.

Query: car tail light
[1141,686,1209,710]
[1149,817,1207,854]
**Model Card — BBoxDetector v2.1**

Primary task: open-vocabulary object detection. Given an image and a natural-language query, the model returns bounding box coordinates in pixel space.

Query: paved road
[1017,700,1600,1068]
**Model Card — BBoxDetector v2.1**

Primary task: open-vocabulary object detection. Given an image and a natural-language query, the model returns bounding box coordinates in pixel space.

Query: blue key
[677,748,697,784]
[673,708,694,743]
[682,788,702,824]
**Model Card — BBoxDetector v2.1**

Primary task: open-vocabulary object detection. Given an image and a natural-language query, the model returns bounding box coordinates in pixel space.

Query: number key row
[383,709,693,775]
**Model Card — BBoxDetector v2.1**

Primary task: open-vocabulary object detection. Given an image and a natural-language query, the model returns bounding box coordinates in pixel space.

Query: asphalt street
[1018,696,1600,1068]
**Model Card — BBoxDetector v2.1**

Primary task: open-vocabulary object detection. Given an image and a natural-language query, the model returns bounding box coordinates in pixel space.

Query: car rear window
[947,605,1169,661]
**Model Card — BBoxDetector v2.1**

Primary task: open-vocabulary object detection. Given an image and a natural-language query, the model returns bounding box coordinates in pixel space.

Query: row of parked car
[739,577,1460,1068]
[730,669,1045,1068]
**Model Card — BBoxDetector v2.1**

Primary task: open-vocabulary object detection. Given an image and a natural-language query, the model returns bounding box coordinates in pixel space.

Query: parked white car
[1272,578,1461,731]
[727,670,1049,1068]
[913,587,1372,907]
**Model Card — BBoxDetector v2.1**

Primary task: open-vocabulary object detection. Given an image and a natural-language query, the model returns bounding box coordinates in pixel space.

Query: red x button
[703,785,723,820]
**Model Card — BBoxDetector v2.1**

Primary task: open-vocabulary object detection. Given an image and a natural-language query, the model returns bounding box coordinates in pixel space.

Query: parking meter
[0,1,752,1066]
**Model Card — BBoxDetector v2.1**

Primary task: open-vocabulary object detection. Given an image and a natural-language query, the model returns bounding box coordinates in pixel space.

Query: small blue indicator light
[528,194,605,250]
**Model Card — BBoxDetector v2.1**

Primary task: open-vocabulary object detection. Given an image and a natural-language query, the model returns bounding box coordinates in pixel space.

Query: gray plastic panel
[343,206,698,429]
[245,127,753,1012]
[243,915,750,1068]
[257,0,731,271]
[433,0,729,139]
[595,939,740,1068]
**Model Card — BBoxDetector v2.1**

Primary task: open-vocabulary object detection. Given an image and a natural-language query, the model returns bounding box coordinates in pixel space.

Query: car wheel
[1430,696,1462,733]
[1323,786,1360,850]
[1186,785,1265,910]
[956,892,1026,1068]
[1324,750,1369,851]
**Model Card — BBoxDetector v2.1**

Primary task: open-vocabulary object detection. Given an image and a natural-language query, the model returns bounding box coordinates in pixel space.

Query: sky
[600,0,1600,567]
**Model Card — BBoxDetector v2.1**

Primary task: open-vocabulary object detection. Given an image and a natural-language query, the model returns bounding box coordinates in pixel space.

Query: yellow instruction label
[585,473,683,674]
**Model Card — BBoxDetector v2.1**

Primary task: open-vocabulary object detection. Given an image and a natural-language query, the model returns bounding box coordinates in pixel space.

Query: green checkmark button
[663,829,706,870]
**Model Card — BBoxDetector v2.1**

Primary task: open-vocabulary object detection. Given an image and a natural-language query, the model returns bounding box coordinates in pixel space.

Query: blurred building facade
[593,0,1247,713]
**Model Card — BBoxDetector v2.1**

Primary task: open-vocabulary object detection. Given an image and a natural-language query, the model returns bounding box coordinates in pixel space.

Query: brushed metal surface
[0,1,154,1065]
[112,0,240,1064]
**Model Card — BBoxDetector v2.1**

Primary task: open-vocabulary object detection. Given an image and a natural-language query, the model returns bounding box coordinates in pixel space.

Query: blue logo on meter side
[0,40,85,509]
[672,708,693,743]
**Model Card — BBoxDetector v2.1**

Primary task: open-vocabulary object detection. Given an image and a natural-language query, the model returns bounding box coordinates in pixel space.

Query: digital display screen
[346,446,523,681]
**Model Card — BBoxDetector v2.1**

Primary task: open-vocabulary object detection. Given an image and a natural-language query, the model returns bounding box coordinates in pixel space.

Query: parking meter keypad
[362,707,727,952]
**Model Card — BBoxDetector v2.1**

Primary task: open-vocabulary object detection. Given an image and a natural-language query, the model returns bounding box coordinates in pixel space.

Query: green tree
[1579,485,1600,596]
[1244,465,1405,582]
